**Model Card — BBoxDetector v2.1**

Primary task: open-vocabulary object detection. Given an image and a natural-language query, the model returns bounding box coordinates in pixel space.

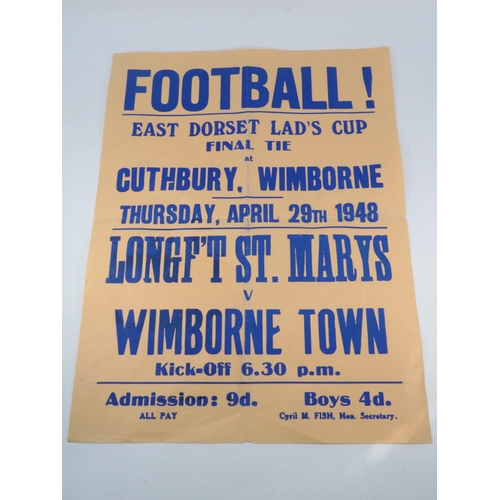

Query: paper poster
[68,48,431,443]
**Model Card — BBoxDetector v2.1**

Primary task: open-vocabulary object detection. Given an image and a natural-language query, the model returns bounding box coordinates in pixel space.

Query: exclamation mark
[362,67,375,109]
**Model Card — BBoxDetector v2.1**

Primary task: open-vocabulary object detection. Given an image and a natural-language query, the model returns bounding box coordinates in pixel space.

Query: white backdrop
[63,1,436,498]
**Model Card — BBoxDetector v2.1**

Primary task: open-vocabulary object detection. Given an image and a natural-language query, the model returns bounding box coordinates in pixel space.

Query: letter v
[243,290,253,301]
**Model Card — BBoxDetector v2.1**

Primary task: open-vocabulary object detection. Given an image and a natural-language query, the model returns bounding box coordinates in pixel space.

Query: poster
[68,48,431,443]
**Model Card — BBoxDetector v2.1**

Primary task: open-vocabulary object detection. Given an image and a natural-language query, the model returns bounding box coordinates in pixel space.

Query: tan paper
[69,48,431,443]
